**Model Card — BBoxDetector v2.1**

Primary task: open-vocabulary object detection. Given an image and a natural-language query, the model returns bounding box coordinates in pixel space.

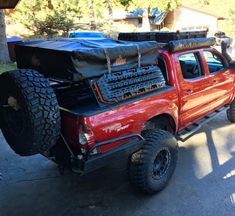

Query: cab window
[203,51,224,73]
[179,52,204,79]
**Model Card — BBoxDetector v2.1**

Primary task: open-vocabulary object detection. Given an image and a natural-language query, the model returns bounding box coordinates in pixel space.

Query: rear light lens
[79,125,96,146]
[79,132,89,145]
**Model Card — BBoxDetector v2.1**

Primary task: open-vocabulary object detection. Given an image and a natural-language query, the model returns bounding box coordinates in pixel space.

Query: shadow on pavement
[0,113,235,216]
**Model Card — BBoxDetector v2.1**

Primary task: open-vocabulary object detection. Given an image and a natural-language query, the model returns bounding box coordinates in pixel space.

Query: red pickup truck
[1,31,235,195]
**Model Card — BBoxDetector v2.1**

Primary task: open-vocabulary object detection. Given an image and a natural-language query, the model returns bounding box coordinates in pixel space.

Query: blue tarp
[6,36,22,43]
[20,38,155,51]
[68,32,105,39]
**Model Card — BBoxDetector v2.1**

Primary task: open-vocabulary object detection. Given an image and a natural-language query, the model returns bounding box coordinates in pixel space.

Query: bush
[11,0,81,38]
[33,11,74,37]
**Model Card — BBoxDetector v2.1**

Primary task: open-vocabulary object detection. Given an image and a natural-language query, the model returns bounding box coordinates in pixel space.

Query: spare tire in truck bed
[0,69,61,156]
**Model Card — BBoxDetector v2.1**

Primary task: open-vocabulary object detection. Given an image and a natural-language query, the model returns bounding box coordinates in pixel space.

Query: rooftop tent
[15,38,159,81]
[0,0,20,9]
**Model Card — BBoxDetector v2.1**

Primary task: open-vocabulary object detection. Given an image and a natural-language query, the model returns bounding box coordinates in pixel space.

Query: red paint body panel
[61,46,235,153]
[85,89,178,152]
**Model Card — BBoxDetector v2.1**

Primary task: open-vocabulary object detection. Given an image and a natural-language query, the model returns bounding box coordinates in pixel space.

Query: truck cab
[162,45,234,129]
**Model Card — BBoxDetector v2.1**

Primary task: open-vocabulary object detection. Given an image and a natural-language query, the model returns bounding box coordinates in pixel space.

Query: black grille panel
[95,66,165,103]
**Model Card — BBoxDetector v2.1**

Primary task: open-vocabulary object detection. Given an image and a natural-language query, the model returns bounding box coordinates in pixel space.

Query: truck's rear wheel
[0,69,61,156]
[128,129,178,194]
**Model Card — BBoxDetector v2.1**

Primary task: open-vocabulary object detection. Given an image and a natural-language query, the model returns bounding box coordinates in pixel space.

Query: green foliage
[31,11,74,37]
[120,0,181,11]
[10,0,235,38]
[12,0,82,37]
[119,0,131,8]
[118,0,181,31]
[12,0,119,37]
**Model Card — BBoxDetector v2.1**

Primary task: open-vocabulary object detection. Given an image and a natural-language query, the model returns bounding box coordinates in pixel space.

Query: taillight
[79,124,96,147]
[79,125,88,145]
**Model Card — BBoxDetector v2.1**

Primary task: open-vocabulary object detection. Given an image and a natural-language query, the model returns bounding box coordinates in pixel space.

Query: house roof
[113,8,168,25]
[113,5,226,23]
[0,0,20,9]
[151,8,168,25]
[126,8,143,18]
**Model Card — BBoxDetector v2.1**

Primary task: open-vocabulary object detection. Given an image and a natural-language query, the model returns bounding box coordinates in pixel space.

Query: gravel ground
[0,111,235,216]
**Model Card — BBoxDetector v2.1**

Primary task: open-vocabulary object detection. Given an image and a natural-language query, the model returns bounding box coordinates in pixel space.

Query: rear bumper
[83,137,144,173]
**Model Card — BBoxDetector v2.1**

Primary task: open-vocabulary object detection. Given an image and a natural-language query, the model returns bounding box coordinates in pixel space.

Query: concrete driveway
[0,111,235,216]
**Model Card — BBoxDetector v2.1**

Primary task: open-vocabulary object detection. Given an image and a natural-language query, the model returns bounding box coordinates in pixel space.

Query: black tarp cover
[16,38,158,81]
[168,37,216,52]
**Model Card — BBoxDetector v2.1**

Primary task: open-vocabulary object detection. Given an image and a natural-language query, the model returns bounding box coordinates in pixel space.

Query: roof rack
[118,30,208,43]
[118,30,216,52]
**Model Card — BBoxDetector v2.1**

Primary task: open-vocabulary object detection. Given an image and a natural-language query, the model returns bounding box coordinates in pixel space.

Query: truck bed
[59,85,174,117]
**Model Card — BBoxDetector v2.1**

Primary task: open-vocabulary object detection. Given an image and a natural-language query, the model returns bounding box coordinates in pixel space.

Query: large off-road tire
[128,129,178,194]
[227,100,235,123]
[0,69,61,156]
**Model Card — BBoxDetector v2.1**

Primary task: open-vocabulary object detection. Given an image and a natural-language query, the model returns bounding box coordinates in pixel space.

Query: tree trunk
[106,0,113,22]
[0,10,10,64]
[142,7,151,31]
[89,0,97,30]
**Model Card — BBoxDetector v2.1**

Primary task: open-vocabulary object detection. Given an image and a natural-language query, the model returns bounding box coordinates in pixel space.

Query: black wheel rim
[152,148,171,180]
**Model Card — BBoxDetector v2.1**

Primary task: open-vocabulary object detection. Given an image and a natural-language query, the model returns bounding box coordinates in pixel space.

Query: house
[113,5,225,34]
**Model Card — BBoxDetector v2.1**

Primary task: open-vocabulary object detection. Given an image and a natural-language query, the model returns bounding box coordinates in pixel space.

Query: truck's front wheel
[128,129,178,194]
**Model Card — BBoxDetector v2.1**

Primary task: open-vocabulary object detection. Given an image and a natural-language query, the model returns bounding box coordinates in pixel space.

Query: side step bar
[177,105,229,142]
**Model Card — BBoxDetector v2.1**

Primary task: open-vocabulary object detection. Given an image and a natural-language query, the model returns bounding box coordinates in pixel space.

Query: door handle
[186,89,193,95]
[213,79,218,84]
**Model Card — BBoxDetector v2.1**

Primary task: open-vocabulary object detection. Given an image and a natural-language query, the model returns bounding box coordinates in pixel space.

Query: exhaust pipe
[221,41,235,67]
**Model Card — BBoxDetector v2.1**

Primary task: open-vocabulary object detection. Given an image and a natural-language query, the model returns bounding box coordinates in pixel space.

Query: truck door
[176,51,214,128]
[201,50,234,109]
